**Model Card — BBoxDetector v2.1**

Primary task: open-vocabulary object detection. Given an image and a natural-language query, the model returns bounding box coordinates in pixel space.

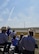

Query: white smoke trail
[8,7,15,19]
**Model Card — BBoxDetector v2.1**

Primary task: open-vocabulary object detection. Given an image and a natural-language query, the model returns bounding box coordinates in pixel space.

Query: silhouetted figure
[7,27,11,36]
[12,35,19,53]
[19,33,24,54]
[0,27,8,54]
[19,29,38,54]
[20,33,24,40]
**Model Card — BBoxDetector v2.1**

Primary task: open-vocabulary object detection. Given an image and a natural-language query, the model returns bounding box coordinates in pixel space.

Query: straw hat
[1,27,6,31]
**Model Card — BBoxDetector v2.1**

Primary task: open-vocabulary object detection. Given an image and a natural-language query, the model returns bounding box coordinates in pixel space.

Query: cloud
[25,6,34,16]
[5,13,30,28]
[0,18,3,22]
[8,18,12,21]
[0,0,39,28]
[1,4,39,28]
[3,10,39,28]
[0,8,10,19]
[2,8,9,15]
[0,0,10,9]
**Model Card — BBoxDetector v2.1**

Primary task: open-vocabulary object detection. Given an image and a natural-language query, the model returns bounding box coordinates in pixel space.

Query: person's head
[13,30,15,32]
[7,27,11,31]
[20,33,24,40]
[7,27,10,30]
[13,30,16,36]
[13,36,16,39]
[1,27,6,33]
[28,29,33,36]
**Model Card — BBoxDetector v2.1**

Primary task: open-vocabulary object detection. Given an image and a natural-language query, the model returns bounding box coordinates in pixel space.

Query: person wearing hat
[0,27,8,53]
[19,29,38,54]
[0,27,11,54]
[0,27,8,43]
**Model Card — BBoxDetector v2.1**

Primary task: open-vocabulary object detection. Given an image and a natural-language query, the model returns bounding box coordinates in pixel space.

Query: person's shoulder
[0,33,2,34]
[0,33,5,35]
[0,33,3,35]
[0,33,6,37]
[5,33,8,35]
[31,36,35,40]
[22,36,28,41]
[22,35,28,38]
[4,33,8,37]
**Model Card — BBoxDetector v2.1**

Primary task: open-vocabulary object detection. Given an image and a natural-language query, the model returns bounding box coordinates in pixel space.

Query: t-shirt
[12,38,19,46]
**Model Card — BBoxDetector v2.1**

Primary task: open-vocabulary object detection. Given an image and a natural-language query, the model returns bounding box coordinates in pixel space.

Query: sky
[0,0,39,28]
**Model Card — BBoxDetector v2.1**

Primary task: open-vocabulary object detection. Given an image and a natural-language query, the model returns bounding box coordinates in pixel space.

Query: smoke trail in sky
[9,7,15,19]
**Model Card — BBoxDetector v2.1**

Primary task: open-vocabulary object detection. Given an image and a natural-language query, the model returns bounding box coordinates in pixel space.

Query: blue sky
[0,0,39,28]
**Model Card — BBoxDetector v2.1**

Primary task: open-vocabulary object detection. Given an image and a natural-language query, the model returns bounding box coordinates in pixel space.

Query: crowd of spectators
[0,27,38,54]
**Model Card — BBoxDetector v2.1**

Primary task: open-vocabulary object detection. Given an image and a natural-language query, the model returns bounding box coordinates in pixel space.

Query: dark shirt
[20,36,37,51]
[0,33,8,44]
[7,29,11,36]
[12,38,19,46]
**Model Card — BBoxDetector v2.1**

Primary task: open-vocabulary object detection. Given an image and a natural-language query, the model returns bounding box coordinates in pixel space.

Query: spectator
[19,33,24,54]
[0,27,11,54]
[9,30,16,41]
[11,35,19,53]
[10,30,16,37]
[20,33,24,40]
[19,29,38,54]
[7,27,11,36]
[0,27,8,44]
[0,27,8,53]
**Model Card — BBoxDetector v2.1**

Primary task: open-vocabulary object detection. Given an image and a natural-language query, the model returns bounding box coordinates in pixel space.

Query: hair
[13,30,15,32]
[13,36,16,39]
[2,30,6,33]
[29,31,33,36]
[20,34,23,40]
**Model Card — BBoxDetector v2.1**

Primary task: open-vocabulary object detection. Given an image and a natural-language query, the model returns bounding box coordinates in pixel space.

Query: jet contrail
[9,7,15,19]
[0,0,10,9]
